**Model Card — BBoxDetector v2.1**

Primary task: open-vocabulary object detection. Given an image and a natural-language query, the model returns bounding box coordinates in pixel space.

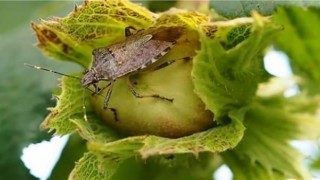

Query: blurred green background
[0,2,82,179]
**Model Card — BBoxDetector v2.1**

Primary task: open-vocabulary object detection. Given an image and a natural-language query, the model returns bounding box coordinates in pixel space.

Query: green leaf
[59,0,155,43]
[40,75,85,135]
[227,95,320,179]
[41,75,122,140]
[70,116,244,179]
[155,10,209,28]
[32,0,155,68]
[211,1,320,19]
[273,7,320,94]
[89,115,244,156]
[271,7,320,177]
[69,152,110,179]
[71,152,219,180]
[112,153,220,180]
[192,13,281,120]
[223,151,285,180]
[253,8,320,177]
[32,0,213,69]
[70,113,122,143]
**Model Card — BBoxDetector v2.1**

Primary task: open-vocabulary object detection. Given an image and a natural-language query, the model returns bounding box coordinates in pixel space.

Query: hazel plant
[32,0,320,179]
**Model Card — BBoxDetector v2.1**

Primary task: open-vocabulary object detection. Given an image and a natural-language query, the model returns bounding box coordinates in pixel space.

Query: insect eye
[92,48,102,56]
[93,73,99,79]
[94,76,99,82]
[92,50,96,56]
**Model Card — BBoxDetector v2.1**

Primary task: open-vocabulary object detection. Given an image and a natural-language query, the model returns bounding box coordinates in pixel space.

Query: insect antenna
[24,63,81,80]
[25,63,92,121]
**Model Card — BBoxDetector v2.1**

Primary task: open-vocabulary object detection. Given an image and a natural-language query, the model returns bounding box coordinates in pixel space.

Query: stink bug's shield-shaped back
[82,26,186,86]
[105,26,186,76]
[81,26,186,121]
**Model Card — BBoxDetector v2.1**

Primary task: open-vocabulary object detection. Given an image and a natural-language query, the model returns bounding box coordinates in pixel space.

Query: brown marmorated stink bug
[26,26,187,121]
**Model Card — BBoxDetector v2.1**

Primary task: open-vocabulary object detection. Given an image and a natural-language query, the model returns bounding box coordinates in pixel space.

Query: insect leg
[103,80,118,121]
[92,82,112,95]
[92,84,101,95]
[127,77,173,102]
[103,82,113,109]
[125,26,136,37]
[109,108,118,122]
[153,57,192,71]
[153,60,176,71]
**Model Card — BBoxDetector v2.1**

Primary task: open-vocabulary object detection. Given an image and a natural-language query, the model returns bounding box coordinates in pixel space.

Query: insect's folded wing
[150,26,185,42]
[112,39,175,77]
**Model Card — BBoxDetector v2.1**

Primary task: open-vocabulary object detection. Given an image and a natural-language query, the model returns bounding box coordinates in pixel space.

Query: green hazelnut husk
[90,59,214,138]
